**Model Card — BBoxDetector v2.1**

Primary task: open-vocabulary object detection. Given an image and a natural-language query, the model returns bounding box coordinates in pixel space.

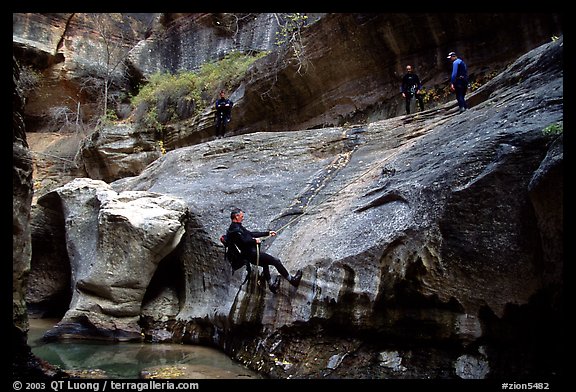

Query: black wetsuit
[401,72,424,114]
[227,221,290,282]
[214,98,233,137]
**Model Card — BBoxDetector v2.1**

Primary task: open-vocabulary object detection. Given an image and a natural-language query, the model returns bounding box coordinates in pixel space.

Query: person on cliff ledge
[400,64,425,115]
[214,90,233,138]
[447,51,468,113]
[226,208,302,294]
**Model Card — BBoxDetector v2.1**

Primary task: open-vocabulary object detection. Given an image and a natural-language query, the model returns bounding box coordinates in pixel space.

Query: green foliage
[418,85,452,105]
[141,106,164,132]
[419,70,500,108]
[542,122,563,136]
[157,140,166,155]
[274,13,309,74]
[196,51,267,95]
[275,13,308,46]
[132,71,197,111]
[98,109,119,126]
[469,71,498,92]
[419,87,441,105]
[131,51,266,130]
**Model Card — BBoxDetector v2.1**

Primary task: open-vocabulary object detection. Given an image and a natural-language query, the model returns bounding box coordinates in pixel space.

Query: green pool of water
[28,318,260,379]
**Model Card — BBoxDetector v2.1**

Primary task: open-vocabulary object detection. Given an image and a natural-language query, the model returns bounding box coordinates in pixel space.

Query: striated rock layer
[14,13,561,140]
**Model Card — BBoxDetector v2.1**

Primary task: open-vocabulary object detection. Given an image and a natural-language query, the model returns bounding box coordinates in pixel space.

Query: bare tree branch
[89,13,132,119]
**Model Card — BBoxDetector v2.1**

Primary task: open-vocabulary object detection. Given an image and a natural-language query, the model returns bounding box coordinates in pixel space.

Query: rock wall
[128,13,324,76]
[12,13,323,132]
[12,57,63,378]
[78,123,161,182]
[149,12,563,150]
[14,13,561,141]
[109,38,563,378]
[13,58,33,334]
[13,13,154,130]
[231,13,563,134]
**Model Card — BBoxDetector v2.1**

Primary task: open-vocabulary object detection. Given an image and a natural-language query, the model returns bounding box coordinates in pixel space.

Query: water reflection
[28,319,260,379]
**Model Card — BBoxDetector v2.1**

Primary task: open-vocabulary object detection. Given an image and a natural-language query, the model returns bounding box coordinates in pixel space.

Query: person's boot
[268,276,281,294]
[289,270,303,287]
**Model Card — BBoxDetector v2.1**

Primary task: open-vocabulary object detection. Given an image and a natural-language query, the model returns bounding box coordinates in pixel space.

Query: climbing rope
[254,241,260,290]
[271,133,413,236]
[240,235,270,291]
[272,165,377,235]
[241,126,415,290]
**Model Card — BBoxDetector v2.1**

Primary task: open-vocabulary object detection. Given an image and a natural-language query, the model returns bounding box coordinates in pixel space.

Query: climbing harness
[235,235,270,291]
[251,235,271,290]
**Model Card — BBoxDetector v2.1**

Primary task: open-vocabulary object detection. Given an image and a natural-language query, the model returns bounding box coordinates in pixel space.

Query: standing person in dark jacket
[226,208,303,294]
[447,52,468,113]
[214,90,233,138]
[400,65,424,115]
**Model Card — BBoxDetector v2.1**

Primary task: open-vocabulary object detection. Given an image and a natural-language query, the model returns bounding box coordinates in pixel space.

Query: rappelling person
[226,208,302,293]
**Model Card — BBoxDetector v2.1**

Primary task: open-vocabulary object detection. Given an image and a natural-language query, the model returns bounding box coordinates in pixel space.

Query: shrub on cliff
[131,51,267,131]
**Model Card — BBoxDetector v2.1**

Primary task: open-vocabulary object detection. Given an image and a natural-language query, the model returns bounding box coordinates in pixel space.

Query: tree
[274,13,310,75]
[255,13,312,100]
[84,13,133,122]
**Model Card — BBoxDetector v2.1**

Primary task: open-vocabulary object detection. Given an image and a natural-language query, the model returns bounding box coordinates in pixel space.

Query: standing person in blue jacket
[214,90,233,138]
[400,65,425,115]
[447,52,468,113]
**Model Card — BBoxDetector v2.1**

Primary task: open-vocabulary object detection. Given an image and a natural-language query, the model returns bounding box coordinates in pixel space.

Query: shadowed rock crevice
[477,285,564,378]
[13,55,65,378]
[27,192,72,318]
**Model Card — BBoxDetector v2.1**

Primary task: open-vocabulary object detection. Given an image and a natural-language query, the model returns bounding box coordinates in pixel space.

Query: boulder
[40,178,188,341]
